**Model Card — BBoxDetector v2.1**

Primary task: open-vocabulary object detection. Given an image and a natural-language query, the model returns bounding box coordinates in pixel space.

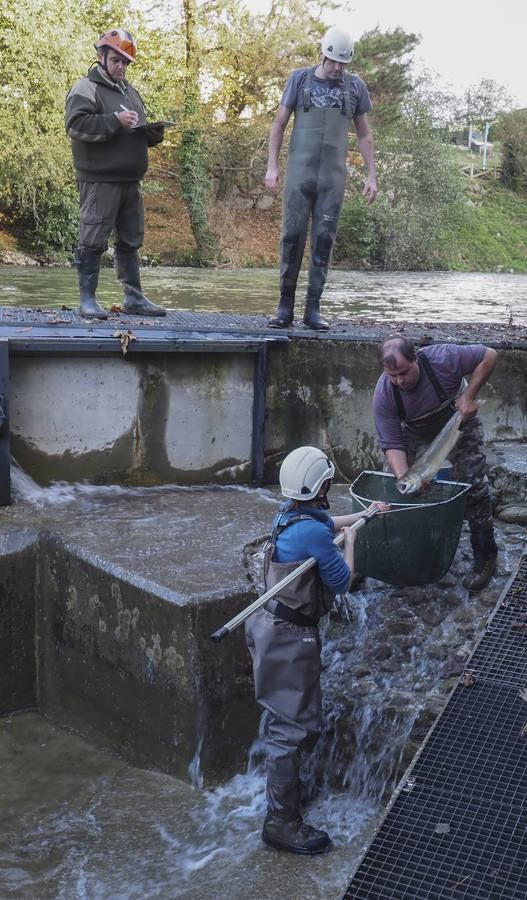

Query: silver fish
[396,411,463,495]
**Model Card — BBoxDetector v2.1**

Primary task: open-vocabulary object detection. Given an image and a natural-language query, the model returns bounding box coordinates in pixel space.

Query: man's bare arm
[264,105,292,193]
[456,348,497,419]
[354,112,377,204]
[384,448,409,479]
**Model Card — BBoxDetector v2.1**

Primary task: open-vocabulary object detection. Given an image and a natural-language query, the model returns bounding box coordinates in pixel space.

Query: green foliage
[21,186,79,258]
[353,28,419,129]
[333,195,375,265]
[336,100,467,270]
[497,109,527,193]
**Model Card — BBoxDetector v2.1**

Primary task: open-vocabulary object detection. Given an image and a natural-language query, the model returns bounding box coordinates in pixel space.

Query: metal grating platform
[345,554,527,900]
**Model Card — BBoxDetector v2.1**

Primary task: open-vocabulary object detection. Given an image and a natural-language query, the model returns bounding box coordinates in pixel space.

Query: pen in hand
[118,104,138,128]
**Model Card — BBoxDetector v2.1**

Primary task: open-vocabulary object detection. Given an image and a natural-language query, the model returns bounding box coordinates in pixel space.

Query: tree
[177,0,218,263]
[352,27,419,129]
[497,108,527,193]
[336,98,467,270]
[464,79,514,132]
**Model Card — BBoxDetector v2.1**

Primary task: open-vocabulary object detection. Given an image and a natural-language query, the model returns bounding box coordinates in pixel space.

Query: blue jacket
[272,503,351,596]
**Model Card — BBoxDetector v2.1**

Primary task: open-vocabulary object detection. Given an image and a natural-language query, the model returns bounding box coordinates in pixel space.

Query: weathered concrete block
[0,530,39,714]
[37,536,259,784]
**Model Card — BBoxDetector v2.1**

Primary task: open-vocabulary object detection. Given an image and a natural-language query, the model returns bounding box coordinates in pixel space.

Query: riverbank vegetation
[0,0,526,271]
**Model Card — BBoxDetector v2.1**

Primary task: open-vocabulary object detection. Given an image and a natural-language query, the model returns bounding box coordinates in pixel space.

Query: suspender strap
[342,72,352,116]
[303,68,315,112]
[392,382,407,420]
[418,352,449,403]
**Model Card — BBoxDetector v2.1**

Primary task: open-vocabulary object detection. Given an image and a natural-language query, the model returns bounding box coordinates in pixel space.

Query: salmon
[396,411,464,495]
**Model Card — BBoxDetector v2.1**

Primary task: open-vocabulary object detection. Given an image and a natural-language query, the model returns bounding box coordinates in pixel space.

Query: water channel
[1,265,526,896]
[1,265,526,324]
[1,470,526,899]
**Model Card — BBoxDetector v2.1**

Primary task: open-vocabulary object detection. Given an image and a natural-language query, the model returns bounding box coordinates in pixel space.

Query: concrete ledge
[0,527,259,784]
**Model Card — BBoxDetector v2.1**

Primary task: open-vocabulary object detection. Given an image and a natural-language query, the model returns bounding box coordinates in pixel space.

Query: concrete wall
[9,343,527,485]
[10,354,255,485]
[36,536,258,784]
[0,530,39,714]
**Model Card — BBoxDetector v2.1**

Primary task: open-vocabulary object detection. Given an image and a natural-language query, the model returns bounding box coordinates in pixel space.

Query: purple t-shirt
[281,67,372,117]
[373,343,487,452]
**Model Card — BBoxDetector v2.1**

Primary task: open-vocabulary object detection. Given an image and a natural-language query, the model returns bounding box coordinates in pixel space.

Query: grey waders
[76,248,108,320]
[270,68,354,331]
[115,249,167,317]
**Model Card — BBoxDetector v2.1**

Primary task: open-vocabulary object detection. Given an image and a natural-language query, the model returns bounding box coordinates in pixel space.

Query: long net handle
[210,507,378,643]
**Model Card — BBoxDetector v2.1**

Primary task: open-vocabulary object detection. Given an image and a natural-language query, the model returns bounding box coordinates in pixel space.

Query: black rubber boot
[76,248,107,319]
[269,294,295,328]
[115,250,167,317]
[262,813,332,855]
[303,296,329,331]
[462,521,498,592]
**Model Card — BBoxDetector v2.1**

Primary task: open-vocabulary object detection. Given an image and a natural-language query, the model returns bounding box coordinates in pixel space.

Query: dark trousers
[77,181,144,253]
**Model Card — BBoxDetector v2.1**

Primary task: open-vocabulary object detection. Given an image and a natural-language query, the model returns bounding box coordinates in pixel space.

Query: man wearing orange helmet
[66,29,166,319]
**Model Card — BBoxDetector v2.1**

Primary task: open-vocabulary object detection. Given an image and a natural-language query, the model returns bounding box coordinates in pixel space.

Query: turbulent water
[1,265,526,324]
[2,468,526,898]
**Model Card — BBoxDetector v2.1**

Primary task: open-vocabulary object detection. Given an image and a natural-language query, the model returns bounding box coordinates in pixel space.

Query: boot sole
[262,831,332,855]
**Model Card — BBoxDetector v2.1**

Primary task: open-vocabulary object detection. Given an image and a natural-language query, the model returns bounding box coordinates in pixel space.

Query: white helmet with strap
[321,25,354,64]
[279,446,335,501]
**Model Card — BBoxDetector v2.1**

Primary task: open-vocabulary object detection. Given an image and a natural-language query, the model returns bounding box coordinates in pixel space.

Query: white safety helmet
[321,25,354,64]
[279,446,335,501]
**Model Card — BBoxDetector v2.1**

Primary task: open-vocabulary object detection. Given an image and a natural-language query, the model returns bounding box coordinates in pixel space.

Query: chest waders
[244,511,332,854]
[393,354,497,591]
[269,68,353,331]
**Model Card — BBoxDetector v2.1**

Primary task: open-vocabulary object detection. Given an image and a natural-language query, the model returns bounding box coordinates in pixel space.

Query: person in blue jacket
[246,446,389,855]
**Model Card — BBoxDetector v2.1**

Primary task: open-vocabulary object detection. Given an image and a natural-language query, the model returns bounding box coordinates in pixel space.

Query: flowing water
[1,265,526,324]
[2,469,525,898]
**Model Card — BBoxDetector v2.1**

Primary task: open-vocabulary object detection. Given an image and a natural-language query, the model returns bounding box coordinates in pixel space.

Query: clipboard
[132,120,177,132]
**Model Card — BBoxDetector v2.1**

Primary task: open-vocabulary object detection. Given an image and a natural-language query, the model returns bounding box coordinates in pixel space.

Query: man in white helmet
[245,447,388,855]
[265,25,377,331]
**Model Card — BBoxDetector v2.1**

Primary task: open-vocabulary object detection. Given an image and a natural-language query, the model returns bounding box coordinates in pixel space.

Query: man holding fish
[373,336,498,592]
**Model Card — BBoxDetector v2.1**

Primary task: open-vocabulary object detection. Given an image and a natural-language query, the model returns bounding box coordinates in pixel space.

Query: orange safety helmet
[94,29,137,63]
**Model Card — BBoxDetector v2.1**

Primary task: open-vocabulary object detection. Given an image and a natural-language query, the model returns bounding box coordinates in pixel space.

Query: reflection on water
[0,265,526,324]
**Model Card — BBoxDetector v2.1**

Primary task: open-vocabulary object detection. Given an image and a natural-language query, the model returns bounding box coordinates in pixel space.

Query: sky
[245,0,527,108]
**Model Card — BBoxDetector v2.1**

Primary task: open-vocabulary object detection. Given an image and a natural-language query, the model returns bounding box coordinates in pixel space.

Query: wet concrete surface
[0,713,372,900]
[1,482,282,600]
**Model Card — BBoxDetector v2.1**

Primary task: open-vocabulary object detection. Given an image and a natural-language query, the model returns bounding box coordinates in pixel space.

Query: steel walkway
[345,552,527,900]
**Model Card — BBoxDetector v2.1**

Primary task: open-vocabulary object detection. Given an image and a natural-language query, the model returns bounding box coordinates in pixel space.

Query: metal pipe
[210,506,379,642]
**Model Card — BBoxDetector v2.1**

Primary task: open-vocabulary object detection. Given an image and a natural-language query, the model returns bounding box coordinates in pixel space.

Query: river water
[1,472,526,898]
[0,265,526,324]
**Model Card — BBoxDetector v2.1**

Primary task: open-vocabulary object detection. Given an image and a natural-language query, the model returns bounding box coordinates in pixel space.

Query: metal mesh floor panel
[345,787,527,899]
[345,555,527,900]
[407,682,527,808]
[0,307,270,332]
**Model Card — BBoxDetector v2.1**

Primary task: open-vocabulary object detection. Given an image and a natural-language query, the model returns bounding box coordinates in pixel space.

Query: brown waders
[269,69,353,331]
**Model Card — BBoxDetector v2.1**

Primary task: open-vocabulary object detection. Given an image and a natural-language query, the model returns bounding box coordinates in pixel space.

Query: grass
[441,180,527,272]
